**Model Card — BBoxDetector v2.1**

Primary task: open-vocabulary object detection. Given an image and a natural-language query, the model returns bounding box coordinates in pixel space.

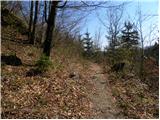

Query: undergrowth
[36,54,52,72]
[108,73,158,119]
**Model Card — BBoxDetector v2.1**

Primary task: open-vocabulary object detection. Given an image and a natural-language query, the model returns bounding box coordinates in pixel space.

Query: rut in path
[88,63,122,119]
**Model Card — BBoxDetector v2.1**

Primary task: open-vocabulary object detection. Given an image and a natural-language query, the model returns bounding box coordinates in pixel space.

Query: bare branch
[57,1,67,8]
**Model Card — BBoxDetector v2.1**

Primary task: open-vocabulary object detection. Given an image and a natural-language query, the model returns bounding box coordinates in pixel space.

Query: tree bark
[28,1,34,42]
[44,1,48,23]
[30,1,39,44]
[43,1,59,56]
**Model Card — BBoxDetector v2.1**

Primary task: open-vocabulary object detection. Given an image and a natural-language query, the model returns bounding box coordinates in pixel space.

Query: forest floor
[1,40,158,119]
[1,40,122,118]
[1,6,159,119]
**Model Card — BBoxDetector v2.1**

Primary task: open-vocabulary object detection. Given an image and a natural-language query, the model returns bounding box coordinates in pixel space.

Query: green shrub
[36,54,52,72]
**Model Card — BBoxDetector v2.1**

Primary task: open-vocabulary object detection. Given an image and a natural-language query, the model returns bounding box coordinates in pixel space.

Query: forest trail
[88,63,122,119]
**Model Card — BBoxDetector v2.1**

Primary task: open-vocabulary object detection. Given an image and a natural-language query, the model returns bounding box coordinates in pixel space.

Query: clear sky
[80,0,159,49]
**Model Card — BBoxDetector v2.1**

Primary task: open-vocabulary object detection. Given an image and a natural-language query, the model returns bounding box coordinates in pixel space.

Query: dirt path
[88,63,122,119]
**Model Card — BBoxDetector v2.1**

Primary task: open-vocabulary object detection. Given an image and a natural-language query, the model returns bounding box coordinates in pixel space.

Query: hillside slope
[1,40,93,118]
[1,8,158,119]
[1,37,125,118]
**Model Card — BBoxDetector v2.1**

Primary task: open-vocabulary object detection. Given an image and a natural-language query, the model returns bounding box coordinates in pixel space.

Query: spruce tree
[120,21,140,72]
[121,21,139,48]
[83,31,93,56]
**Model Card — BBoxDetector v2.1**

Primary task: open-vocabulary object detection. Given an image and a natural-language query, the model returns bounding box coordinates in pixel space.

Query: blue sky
[80,0,159,49]
[23,0,158,49]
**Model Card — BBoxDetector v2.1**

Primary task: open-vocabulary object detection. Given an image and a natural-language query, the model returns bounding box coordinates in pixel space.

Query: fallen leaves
[1,54,93,119]
[108,73,159,119]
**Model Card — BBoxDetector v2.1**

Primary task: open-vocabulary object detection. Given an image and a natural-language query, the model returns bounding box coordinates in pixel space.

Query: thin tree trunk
[43,1,59,56]
[28,1,34,42]
[30,1,39,44]
[44,1,48,23]
[138,6,144,80]
[140,33,144,79]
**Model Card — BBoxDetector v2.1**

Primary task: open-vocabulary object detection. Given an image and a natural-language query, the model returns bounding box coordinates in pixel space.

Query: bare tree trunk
[138,5,144,80]
[28,1,34,43]
[43,1,59,56]
[30,1,39,44]
[44,1,48,23]
[98,6,123,52]
[140,27,144,80]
